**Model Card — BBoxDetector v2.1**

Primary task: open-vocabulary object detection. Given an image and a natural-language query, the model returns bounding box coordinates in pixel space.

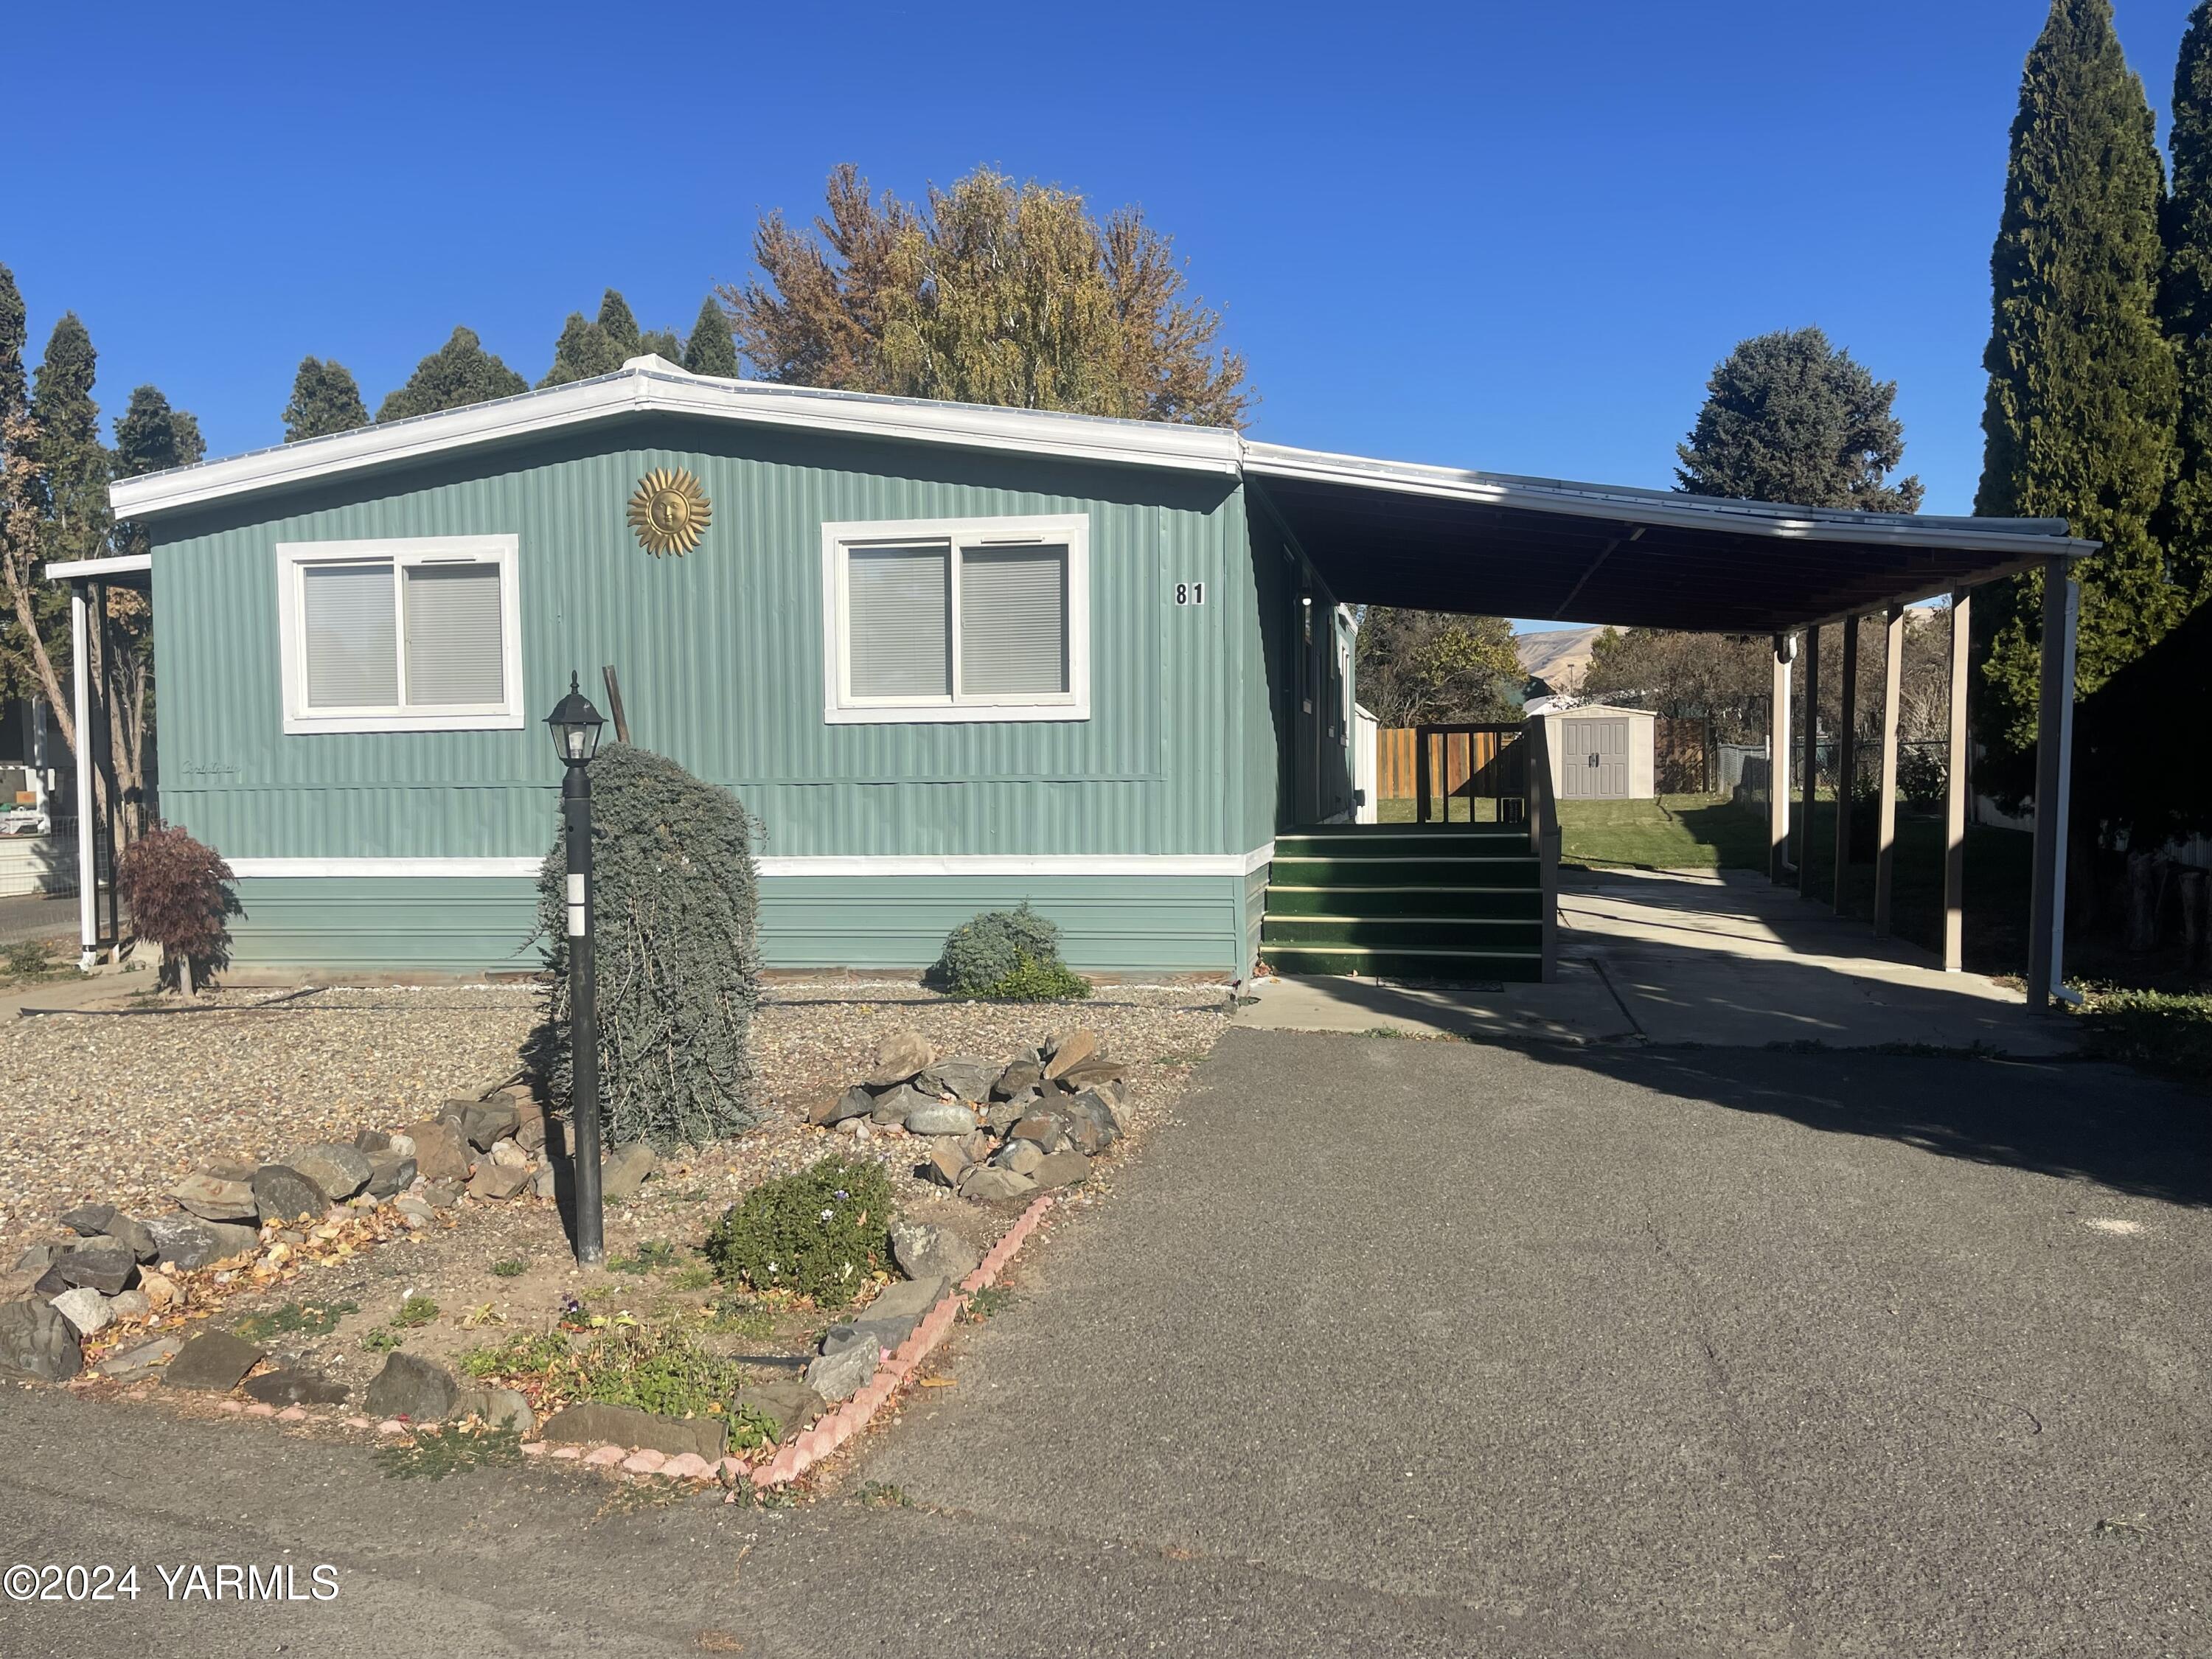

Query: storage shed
[1537,704,1655,801]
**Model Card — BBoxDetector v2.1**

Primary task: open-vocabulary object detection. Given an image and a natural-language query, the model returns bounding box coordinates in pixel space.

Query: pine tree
[282,357,369,442]
[537,313,625,387]
[682,295,738,377]
[2163,1,2212,599]
[595,288,640,355]
[113,386,206,555]
[634,327,684,361]
[1975,0,2180,760]
[377,327,529,421]
[1677,327,1922,511]
[0,264,70,740]
[29,314,109,567]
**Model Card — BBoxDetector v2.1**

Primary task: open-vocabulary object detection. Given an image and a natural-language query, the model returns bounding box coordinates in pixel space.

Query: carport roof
[1246,442,2095,634]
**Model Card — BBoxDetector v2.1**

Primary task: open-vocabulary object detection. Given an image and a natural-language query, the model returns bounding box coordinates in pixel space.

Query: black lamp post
[546,672,606,1267]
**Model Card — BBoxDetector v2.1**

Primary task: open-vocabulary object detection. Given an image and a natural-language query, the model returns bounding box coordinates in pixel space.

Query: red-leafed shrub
[115,824,242,992]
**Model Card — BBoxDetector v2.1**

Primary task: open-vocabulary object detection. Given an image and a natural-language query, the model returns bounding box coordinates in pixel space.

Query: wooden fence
[1376,726,1528,819]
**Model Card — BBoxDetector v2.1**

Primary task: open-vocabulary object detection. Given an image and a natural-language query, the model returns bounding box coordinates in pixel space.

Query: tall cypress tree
[282,357,369,442]
[113,385,206,556]
[2163,1,2212,600]
[377,327,529,421]
[1975,0,2180,760]
[29,313,110,566]
[595,288,640,355]
[682,294,739,377]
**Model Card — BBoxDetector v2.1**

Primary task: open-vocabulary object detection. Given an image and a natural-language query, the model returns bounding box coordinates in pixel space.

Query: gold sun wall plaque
[627,467,712,556]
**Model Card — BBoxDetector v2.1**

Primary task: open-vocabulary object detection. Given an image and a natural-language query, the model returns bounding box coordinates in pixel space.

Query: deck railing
[1407,723,1529,824]
[1523,716,1560,982]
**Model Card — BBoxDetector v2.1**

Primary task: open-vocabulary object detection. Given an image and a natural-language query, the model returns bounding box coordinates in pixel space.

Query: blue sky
[7,0,2203,622]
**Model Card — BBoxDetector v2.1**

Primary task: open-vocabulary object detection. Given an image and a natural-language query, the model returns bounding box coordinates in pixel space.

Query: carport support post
[1832,618,1860,914]
[2027,563,2080,1011]
[70,582,97,972]
[1769,634,1793,882]
[1873,605,1905,937]
[1942,590,1972,970]
[1798,623,1820,897]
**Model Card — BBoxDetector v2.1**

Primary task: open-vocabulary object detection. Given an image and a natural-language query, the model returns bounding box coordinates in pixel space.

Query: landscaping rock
[1043,1026,1101,1078]
[992,1137,1048,1177]
[602,1142,656,1203]
[100,1214,159,1263]
[1058,1091,1120,1156]
[449,1099,519,1152]
[734,1380,823,1444]
[138,1273,181,1313]
[13,1244,55,1277]
[984,1092,1038,1133]
[387,1132,417,1158]
[55,1239,138,1296]
[992,1060,1043,1099]
[510,1101,548,1152]
[59,1203,116,1237]
[252,1164,328,1225]
[870,1082,928,1126]
[364,1352,458,1422]
[353,1128,392,1155]
[243,1367,350,1407]
[391,1194,436,1224]
[1051,1059,1128,1095]
[921,1141,970,1188]
[531,1164,557,1200]
[107,1288,150,1322]
[803,1338,880,1404]
[1031,1150,1092,1189]
[145,1216,240,1271]
[400,1121,471,1183]
[959,1166,1039,1203]
[104,1335,182,1380]
[810,1085,876,1128]
[162,1331,265,1393]
[838,1276,945,1351]
[288,1143,372,1202]
[890,1220,981,1286]
[917,1056,998,1103]
[539,1400,728,1461]
[864,1028,935,1087]
[1009,1114,1069,1151]
[905,1097,976,1136]
[366,1156,417,1199]
[489,1136,529,1169]
[49,1287,111,1336]
[0,1298,81,1382]
[469,1162,532,1200]
[171,1166,259,1222]
[451,1385,532,1432]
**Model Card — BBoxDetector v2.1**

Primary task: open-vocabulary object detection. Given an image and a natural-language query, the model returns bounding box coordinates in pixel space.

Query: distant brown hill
[1516,625,1603,690]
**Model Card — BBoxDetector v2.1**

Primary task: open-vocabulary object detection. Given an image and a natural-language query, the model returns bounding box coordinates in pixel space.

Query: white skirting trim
[227,845,1278,880]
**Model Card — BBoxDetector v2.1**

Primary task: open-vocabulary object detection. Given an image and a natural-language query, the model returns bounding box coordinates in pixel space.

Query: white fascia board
[1242,441,2099,557]
[44,552,153,580]
[108,365,1242,521]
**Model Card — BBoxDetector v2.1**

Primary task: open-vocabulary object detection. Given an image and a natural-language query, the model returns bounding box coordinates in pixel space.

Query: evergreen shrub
[530,744,762,1149]
[703,1156,895,1309]
[929,903,1091,1001]
[114,823,241,990]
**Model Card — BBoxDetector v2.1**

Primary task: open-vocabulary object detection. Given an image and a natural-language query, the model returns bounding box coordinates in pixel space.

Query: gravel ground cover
[0,978,1231,1267]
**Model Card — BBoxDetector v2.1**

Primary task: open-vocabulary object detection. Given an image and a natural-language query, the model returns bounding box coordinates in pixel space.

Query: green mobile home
[78,355,2087,984]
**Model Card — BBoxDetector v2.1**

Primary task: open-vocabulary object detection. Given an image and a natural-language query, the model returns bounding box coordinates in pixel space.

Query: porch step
[1275,827,1528,851]
[1258,943,1544,982]
[1264,884,1543,919]
[1261,914,1543,950]
[1268,854,1540,886]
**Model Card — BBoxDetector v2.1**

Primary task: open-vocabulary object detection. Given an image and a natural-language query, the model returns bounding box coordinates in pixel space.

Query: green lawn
[1556,794,1771,871]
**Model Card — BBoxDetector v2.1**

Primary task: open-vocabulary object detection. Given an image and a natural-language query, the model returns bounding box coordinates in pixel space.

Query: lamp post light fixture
[546,672,607,1267]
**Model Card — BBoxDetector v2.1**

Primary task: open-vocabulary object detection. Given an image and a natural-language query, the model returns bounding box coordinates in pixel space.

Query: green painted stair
[1260,825,1545,982]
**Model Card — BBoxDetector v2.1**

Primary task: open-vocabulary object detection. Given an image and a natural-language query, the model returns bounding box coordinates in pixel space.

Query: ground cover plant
[930,904,1091,1001]
[703,1156,895,1309]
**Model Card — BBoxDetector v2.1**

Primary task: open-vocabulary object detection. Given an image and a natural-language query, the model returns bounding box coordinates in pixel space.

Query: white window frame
[820,513,1091,725]
[275,535,524,734]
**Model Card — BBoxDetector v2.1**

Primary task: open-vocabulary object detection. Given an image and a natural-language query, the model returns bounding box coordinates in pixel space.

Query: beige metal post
[2027,562,2080,1009]
[1832,618,1860,914]
[1769,635,1792,881]
[1942,590,1972,970]
[71,583,97,972]
[1872,605,1905,937]
[1798,623,1820,897]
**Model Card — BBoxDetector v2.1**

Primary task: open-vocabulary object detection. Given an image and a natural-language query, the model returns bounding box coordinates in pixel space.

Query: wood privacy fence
[1375,726,1528,818]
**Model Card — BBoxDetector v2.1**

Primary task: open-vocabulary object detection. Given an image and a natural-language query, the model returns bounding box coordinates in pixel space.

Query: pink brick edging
[746,1192,1057,1490]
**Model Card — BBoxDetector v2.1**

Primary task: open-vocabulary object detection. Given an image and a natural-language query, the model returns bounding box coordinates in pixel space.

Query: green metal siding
[225,874,1239,976]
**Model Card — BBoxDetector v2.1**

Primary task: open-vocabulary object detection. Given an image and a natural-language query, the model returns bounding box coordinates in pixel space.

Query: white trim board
[226,846,1276,880]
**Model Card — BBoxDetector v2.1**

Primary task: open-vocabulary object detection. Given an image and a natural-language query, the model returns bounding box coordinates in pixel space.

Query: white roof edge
[108,362,1243,520]
[45,552,152,580]
[1243,441,2097,555]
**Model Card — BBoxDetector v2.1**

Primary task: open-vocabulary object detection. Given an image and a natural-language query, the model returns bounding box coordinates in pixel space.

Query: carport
[1245,442,2095,1009]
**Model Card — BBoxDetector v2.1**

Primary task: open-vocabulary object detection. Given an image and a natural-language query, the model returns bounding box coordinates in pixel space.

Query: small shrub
[488,1258,527,1279]
[670,1263,715,1291]
[3,939,52,979]
[929,904,1092,1001]
[394,1294,439,1328]
[361,1326,401,1353]
[567,1322,749,1419]
[459,1329,571,1380]
[703,1157,895,1309]
[728,1402,782,1450]
[114,822,242,992]
[527,744,762,1150]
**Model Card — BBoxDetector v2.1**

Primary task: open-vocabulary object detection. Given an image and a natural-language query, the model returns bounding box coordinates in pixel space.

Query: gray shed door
[1561,717,1630,799]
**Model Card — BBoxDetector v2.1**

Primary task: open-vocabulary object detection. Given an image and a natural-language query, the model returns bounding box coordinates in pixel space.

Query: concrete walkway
[1239,866,2073,1054]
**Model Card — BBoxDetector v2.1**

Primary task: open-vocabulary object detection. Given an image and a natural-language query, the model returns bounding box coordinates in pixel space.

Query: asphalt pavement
[3,1031,2207,1657]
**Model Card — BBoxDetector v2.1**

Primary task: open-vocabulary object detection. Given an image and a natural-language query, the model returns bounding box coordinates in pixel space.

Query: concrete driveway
[3,1032,2205,1657]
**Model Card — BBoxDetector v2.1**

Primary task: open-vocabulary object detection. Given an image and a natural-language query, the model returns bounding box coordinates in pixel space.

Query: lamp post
[546,673,606,1267]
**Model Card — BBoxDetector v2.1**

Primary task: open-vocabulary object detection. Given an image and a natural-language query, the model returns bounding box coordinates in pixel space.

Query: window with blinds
[279,535,521,732]
[827,515,1087,723]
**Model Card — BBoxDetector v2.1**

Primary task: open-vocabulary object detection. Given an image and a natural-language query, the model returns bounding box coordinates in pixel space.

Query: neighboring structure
[64,356,2093,995]
[1535,703,1655,801]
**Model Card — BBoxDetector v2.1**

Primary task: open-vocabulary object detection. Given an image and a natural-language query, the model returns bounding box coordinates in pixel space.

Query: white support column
[1769,634,1794,881]
[2027,563,2080,1010]
[1942,590,1972,971]
[70,583,96,971]
[1872,605,1905,937]
[1798,623,1820,897]
[1833,617,1860,915]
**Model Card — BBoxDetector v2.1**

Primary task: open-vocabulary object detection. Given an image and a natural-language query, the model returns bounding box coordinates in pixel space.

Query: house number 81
[1175,582,1206,605]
